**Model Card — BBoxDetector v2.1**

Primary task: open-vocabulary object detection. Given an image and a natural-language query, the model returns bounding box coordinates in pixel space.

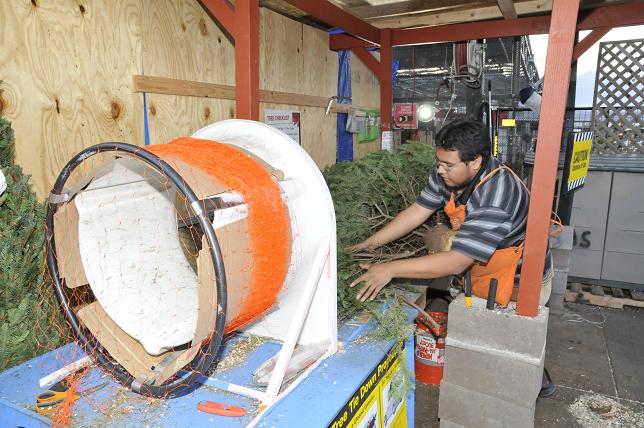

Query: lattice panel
[592,39,643,155]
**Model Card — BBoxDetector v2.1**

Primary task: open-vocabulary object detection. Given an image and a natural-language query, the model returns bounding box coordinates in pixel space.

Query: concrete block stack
[438,294,549,428]
[549,225,574,314]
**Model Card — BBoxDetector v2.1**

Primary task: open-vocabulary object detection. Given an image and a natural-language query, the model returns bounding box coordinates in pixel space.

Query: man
[349,119,555,396]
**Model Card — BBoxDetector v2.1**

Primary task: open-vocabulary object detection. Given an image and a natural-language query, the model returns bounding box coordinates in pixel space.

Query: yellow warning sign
[568,138,592,183]
[501,118,516,127]
[564,132,594,193]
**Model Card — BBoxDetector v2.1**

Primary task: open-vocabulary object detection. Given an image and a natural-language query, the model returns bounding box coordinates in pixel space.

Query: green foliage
[0,96,15,166]
[0,115,63,371]
[324,143,436,320]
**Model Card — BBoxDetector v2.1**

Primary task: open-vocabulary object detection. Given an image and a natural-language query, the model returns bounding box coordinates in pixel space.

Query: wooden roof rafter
[328,2,644,49]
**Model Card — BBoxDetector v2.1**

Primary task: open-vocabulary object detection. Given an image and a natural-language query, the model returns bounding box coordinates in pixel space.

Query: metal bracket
[49,191,70,205]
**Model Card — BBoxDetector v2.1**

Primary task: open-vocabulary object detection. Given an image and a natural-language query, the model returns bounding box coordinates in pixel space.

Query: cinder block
[440,419,467,428]
[551,270,569,295]
[442,344,544,407]
[550,225,573,251]
[438,380,535,428]
[552,248,572,272]
[548,292,565,315]
[446,294,549,359]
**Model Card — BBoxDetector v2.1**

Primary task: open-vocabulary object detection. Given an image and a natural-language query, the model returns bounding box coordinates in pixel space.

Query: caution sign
[327,341,408,428]
[562,131,593,194]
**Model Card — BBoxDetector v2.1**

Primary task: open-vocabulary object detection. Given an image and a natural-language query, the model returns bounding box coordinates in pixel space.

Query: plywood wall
[351,50,382,159]
[0,0,381,198]
[0,0,144,197]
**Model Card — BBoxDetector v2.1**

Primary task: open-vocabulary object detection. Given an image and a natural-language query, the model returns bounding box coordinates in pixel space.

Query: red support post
[330,34,377,51]
[351,48,381,76]
[199,0,236,37]
[577,3,644,30]
[234,0,260,120]
[572,27,611,62]
[516,0,581,317]
[392,15,551,45]
[282,0,381,45]
[379,29,393,132]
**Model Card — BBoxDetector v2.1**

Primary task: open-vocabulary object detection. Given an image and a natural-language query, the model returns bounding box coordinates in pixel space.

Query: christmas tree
[0,113,64,371]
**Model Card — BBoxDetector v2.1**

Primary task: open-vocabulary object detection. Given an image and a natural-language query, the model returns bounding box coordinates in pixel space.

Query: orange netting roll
[148,137,290,333]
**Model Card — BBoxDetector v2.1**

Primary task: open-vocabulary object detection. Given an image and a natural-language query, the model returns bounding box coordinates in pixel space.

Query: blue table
[0,313,415,427]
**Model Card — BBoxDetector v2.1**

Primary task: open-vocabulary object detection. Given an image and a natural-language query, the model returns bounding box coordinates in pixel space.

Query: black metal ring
[45,142,227,398]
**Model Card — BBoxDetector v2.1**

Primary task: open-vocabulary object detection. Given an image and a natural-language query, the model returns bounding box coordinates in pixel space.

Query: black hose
[45,142,227,398]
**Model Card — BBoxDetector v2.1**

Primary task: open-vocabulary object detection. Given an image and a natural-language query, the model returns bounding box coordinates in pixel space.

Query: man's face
[436,148,482,188]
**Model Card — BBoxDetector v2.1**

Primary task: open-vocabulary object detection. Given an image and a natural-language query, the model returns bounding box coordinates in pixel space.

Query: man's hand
[346,238,378,253]
[349,262,393,302]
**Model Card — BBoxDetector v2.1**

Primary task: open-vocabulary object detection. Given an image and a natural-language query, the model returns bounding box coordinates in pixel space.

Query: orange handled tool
[36,382,108,414]
[197,400,247,417]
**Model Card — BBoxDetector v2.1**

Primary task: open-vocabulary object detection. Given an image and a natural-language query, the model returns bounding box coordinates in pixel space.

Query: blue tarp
[337,50,353,162]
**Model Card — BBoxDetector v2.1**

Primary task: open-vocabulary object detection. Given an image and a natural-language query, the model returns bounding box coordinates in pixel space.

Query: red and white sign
[394,103,418,129]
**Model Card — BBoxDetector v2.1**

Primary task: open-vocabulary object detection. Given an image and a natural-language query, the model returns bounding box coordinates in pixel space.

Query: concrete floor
[414,302,644,427]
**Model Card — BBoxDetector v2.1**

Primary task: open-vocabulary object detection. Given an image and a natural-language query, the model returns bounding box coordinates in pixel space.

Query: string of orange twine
[51,369,87,428]
[148,137,290,333]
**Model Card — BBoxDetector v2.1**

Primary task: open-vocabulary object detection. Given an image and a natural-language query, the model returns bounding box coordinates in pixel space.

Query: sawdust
[212,335,268,373]
[86,388,167,426]
[569,394,644,428]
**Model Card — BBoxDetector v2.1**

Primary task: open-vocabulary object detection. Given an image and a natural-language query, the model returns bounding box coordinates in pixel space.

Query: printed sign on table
[328,341,408,428]
[264,109,301,145]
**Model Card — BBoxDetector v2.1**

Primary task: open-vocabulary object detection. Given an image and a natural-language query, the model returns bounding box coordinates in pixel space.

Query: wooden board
[565,290,644,310]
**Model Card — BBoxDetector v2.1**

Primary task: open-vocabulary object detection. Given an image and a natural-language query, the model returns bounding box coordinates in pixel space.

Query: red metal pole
[516,0,580,317]
[235,0,259,120]
[379,29,393,132]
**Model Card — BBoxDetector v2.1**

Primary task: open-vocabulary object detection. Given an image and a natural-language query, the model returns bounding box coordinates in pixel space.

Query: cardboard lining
[77,302,201,385]
[53,200,88,288]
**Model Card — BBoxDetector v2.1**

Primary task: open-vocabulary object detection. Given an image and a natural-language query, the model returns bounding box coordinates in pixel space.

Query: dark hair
[435,120,491,162]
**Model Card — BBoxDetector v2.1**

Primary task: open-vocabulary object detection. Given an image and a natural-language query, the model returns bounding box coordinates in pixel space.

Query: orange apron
[444,166,523,307]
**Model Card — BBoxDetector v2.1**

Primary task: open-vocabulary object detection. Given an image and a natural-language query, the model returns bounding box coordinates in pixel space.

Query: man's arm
[350,251,473,302]
[348,202,435,252]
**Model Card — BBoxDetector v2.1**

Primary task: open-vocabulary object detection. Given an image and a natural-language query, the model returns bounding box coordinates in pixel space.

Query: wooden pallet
[565,283,644,309]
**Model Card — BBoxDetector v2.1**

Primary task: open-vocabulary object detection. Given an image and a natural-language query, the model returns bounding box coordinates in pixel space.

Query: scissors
[36,381,108,414]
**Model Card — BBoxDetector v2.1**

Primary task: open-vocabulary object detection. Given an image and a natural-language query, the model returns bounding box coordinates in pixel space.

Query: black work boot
[539,367,556,398]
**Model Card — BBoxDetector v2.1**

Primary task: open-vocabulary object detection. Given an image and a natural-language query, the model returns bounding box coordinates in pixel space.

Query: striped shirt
[417,157,553,284]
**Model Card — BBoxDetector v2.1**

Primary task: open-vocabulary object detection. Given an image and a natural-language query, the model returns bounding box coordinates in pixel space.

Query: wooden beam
[379,29,393,131]
[132,75,237,99]
[197,0,236,38]
[577,3,644,31]
[350,48,381,76]
[330,34,377,51]
[281,0,381,45]
[496,0,518,19]
[350,0,488,20]
[572,27,610,62]
[392,14,551,45]
[516,0,580,317]
[367,0,550,29]
[235,0,260,120]
[131,75,376,113]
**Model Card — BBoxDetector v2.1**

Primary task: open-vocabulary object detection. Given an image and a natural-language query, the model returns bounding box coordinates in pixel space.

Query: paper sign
[264,110,301,145]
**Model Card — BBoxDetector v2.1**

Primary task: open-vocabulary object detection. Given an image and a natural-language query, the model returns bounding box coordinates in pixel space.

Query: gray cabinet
[569,171,644,288]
